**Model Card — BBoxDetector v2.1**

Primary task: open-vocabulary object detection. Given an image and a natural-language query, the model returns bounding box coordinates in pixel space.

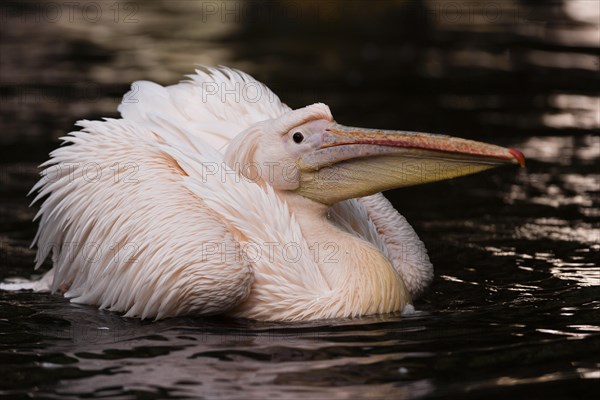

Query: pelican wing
[29,117,256,319]
[26,67,292,318]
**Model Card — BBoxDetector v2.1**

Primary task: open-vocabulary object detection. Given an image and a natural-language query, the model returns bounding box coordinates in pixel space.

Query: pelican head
[225,103,524,204]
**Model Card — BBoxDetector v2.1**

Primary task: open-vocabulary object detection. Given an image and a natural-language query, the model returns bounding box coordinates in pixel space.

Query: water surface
[1,1,598,398]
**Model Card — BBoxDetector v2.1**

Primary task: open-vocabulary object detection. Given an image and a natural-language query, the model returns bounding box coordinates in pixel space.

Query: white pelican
[7,67,525,321]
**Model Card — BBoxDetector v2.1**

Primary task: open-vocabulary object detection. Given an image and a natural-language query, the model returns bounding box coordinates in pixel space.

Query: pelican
[5,67,525,321]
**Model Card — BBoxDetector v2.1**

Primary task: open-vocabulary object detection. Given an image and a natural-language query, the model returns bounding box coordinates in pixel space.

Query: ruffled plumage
[4,67,433,320]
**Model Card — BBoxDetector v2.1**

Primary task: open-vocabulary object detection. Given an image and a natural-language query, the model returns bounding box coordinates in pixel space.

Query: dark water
[1,1,598,398]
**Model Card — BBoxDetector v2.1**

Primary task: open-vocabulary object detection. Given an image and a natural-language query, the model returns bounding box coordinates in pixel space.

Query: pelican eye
[292,132,304,143]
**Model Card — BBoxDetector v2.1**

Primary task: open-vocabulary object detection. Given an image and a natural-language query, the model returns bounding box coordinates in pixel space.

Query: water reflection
[544,95,600,129]
[519,136,599,164]
[1,0,599,146]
